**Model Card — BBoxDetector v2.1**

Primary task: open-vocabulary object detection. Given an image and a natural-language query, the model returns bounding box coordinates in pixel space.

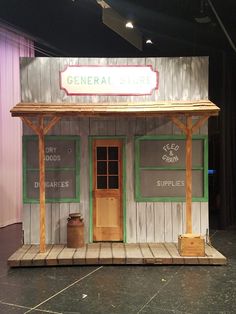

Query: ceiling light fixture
[146,39,153,44]
[125,21,134,29]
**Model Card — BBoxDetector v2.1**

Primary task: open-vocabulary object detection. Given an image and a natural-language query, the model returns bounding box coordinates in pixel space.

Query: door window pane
[97,161,107,175]
[97,176,107,189]
[108,161,118,174]
[108,147,118,160]
[109,176,118,189]
[97,147,107,160]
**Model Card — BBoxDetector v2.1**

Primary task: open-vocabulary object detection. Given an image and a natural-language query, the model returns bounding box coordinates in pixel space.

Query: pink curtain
[0,25,34,227]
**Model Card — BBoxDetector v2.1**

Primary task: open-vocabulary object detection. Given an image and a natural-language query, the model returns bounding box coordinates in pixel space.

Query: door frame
[89,136,126,243]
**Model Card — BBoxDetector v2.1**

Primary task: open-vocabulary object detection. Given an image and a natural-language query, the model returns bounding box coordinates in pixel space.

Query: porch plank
[8,244,31,267]
[20,245,40,266]
[73,246,87,264]
[205,244,227,265]
[46,244,65,266]
[33,244,53,266]
[125,243,143,264]
[164,243,184,264]
[140,243,154,264]
[86,243,101,264]
[99,243,112,264]
[149,243,173,264]
[58,247,76,265]
[112,243,126,264]
[8,243,227,267]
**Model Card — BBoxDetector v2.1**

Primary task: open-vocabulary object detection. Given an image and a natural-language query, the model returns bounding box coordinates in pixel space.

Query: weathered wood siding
[21,57,209,244]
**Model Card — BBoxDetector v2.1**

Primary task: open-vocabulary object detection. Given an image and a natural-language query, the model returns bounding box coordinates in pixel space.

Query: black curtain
[209,52,236,228]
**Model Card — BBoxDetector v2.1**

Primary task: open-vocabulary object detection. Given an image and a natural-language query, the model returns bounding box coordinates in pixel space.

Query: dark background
[0,0,235,228]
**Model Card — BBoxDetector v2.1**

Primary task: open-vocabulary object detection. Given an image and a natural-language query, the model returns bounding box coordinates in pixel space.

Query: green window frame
[135,135,208,202]
[23,135,80,203]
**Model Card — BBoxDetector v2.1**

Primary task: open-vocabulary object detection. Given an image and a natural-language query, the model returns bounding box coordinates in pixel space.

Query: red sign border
[59,65,159,96]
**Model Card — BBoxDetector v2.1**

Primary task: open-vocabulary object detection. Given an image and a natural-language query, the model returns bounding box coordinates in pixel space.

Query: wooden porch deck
[8,243,227,267]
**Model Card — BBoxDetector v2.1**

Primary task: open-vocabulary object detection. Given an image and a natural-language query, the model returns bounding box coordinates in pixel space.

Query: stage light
[125,21,134,29]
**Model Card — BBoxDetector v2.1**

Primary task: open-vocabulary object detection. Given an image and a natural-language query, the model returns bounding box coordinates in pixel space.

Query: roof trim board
[10,100,220,117]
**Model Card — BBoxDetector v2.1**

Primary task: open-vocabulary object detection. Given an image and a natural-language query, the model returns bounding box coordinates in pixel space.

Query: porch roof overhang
[10,100,220,117]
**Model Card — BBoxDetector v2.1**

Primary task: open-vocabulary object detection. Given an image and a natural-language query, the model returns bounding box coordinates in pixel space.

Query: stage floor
[8,242,227,267]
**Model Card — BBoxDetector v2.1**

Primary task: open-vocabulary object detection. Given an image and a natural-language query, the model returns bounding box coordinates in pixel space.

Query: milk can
[67,213,84,248]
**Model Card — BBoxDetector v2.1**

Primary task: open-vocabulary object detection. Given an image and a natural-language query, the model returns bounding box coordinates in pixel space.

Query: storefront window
[23,136,80,203]
[135,135,208,202]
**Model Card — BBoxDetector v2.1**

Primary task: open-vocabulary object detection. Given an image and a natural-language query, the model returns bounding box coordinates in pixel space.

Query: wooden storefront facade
[10,57,221,263]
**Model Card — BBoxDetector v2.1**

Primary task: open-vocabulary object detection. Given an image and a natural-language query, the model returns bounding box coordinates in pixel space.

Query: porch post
[185,116,193,234]
[39,116,46,252]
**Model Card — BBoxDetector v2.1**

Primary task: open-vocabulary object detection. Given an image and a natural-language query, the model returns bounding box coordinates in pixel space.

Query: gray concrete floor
[0,223,235,314]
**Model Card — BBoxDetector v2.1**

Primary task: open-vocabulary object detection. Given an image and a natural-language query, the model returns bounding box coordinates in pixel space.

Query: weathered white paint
[20,57,209,244]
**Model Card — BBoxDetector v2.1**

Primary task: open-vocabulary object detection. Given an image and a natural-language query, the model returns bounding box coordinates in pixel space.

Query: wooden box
[178,234,205,257]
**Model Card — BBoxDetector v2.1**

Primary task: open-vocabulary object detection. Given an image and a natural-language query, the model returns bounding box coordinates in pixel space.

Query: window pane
[108,161,118,174]
[108,147,118,160]
[97,161,107,175]
[97,147,107,160]
[97,176,107,189]
[109,176,118,189]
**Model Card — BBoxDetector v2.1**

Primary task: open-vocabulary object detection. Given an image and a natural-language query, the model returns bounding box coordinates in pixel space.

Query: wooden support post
[185,116,193,234]
[39,116,46,253]
[20,115,61,253]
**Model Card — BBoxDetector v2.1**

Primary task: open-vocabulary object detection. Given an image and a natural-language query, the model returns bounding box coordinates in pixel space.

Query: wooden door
[93,139,123,241]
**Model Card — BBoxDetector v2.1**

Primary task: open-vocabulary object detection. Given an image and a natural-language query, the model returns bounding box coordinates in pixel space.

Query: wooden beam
[171,117,187,134]
[192,115,210,133]
[21,117,40,136]
[39,116,46,253]
[186,116,193,234]
[44,116,61,135]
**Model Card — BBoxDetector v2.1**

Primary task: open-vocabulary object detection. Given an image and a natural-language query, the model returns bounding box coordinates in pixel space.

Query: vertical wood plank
[59,203,70,244]
[39,58,51,102]
[60,58,71,102]
[199,57,209,99]
[146,118,158,135]
[50,58,63,102]
[164,203,172,242]
[80,118,90,243]
[146,202,155,242]
[23,204,31,244]
[145,57,157,101]
[200,202,209,240]
[190,57,201,100]
[60,118,72,135]
[156,116,172,135]
[27,58,41,102]
[106,119,116,135]
[70,117,80,135]
[155,58,166,100]
[126,118,136,243]
[164,58,174,100]
[135,118,146,135]
[51,203,60,244]
[182,57,191,100]
[30,204,40,244]
[172,57,183,100]
[154,203,165,242]
[115,118,128,136]
[20,58,31,102]
[172,202,182,242]
[136,203,146,243]
[192,202,201,235]
[45,204,52,244]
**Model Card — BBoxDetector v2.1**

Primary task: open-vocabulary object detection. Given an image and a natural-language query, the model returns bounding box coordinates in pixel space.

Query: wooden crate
[178,234,205,257]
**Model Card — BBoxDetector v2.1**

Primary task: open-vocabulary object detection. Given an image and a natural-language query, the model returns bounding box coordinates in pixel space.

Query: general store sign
[60,65,158,95]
